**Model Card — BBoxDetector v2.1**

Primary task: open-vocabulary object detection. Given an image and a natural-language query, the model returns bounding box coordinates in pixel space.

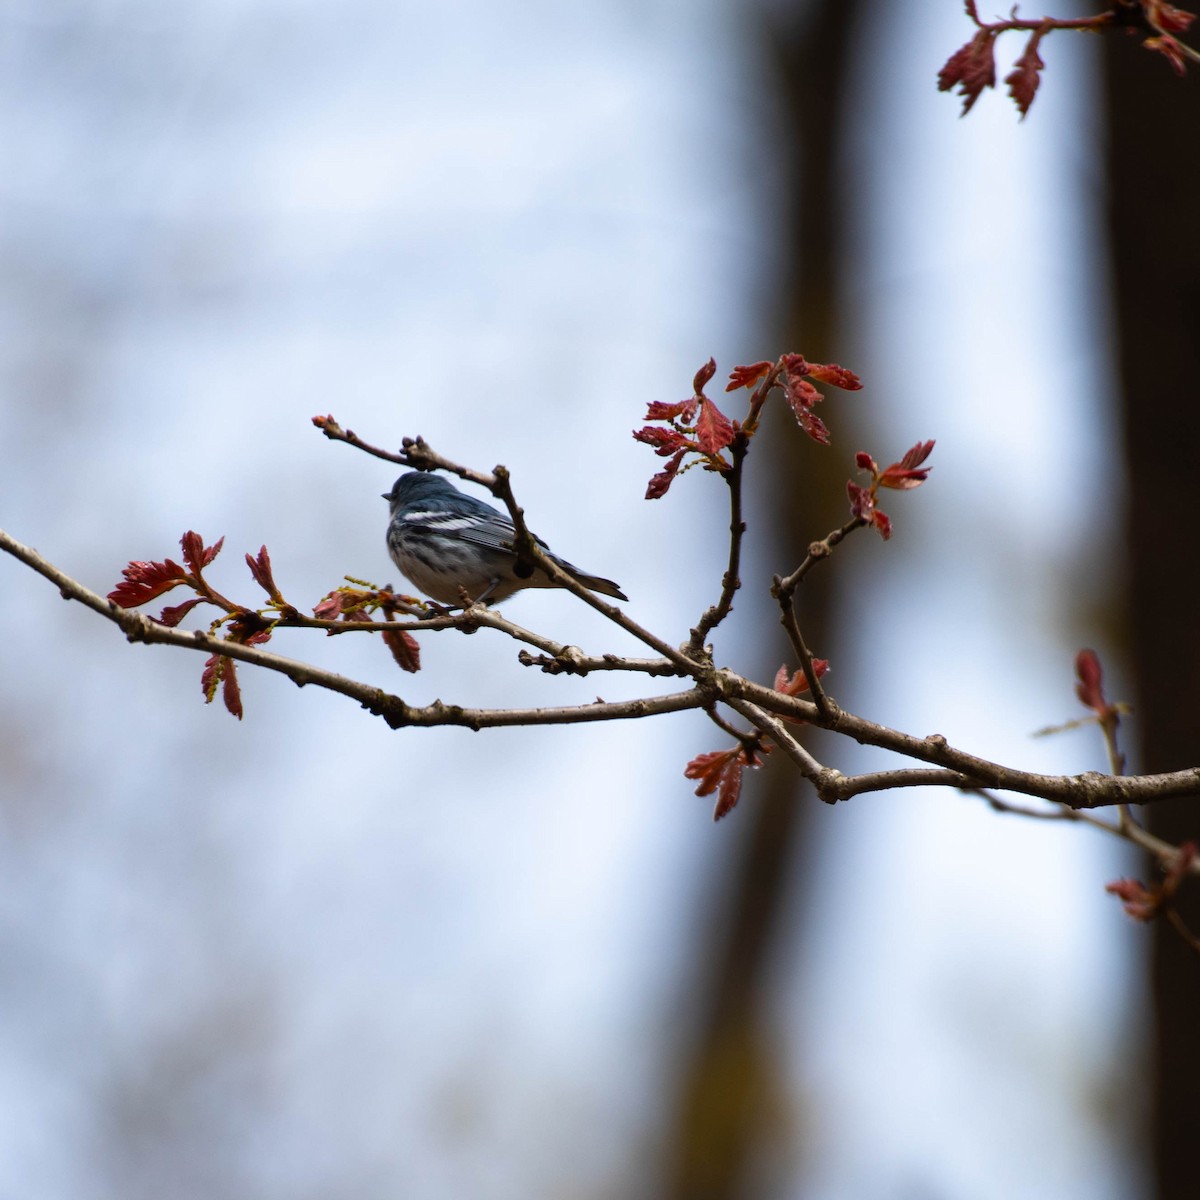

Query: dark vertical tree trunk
[1102,32,1200,1200]
[659,3,863,1196]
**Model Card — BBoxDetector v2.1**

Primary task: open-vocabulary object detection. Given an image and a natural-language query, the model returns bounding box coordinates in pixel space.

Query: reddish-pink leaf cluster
[941,1,1198,117]
[847,441,935,539]
[633,357,741,499]
[684,742,771,821]
[110,532,426,719]
[1107,842,1197,921]
[108,555,191,609]
[200,651,255,721]
[938,27,998,114]
[634,353,862,499]
[109,532,225,623]
[312,585,423,674]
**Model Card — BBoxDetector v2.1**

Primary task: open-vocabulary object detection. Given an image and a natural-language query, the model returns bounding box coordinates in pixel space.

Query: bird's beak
[381,492,391,501]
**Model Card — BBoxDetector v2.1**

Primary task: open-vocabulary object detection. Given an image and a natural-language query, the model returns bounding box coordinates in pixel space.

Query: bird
[383,471,628,605]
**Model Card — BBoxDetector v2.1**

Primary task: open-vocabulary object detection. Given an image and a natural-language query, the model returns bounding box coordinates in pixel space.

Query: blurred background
[2,2,1196,1197]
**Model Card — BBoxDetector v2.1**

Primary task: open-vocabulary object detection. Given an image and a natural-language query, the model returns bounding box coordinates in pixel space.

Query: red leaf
[222,658,244,720]
[684,748,743,820]
[180,531,224,575]
[855,451,876,472]
[107,557,189,607]
[726,361,774,392]
[383,628,421,673]
[773,659,830,696]
[645,449,687,500]
[245,545,281,601]
[1144,33,1188,75]
[1074,648,1107,712]
[938,28,997,114]
[712,764,743,821]
[313,591,347,620]
[633,425,692,456]
[684,744,770,821]
[1107,843,1197,922]
[795,407,830,445]
[1106,877,1157,921]
[847,480,874,523]
[157,597,206,627]
[877,441,935,490]
[898,440,935,471]
[1153,3,1197,34]
[645,398,699,422]
[781,357,832,443]
[695,397,735,456]
[684,748,738,795]
[201,653,245,719]
[785,375,822,411]
[201,653,223,704]
[693,357,717,394]
[806,361,862,391]
[1005,34,1044,118]
[871,508,893,540]
[938,38,975,92]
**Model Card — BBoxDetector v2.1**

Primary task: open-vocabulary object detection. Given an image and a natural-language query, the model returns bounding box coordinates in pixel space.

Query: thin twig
[687,434,749,656]
[770,517,866,717]
[723,696,830,784]
[0,528,710,731]
[486,465,703,674]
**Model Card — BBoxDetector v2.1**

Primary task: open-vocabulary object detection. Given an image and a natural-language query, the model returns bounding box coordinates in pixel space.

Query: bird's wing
[399,505,524,555]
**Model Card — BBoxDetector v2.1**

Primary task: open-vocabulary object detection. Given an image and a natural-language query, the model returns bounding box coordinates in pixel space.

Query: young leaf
[382,628,421,673]
[645,398,699,422]
[877,440,935,490]
[806,361,862,391]
[221,658,244,720]
[313,591,347,620]
[157,597,206,627]
[774,659,830,696]
[684,743,771,821]
[938,28,998,114]
[633,425,691,455]
[181,531,224,575]
[726,361,774,392]
[1144,33,1189,75]
[245,545,282,602]
[1005,33,1045,118]
[692,357,718,394]
[695,397,735,456]
[645,449,687,500]
[1074,648,1107,713]
[684,748,744,821]
[1153,3,1197,34]
[201,653,225,705]
[108,557,189,608]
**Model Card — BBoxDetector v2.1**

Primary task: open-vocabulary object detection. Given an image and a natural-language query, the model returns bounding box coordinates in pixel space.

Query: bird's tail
[571,571,628,602]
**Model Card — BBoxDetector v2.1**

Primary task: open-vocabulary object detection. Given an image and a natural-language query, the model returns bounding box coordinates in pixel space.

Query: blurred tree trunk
[659,2,863,1196]
[1102,32,1200,1200]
